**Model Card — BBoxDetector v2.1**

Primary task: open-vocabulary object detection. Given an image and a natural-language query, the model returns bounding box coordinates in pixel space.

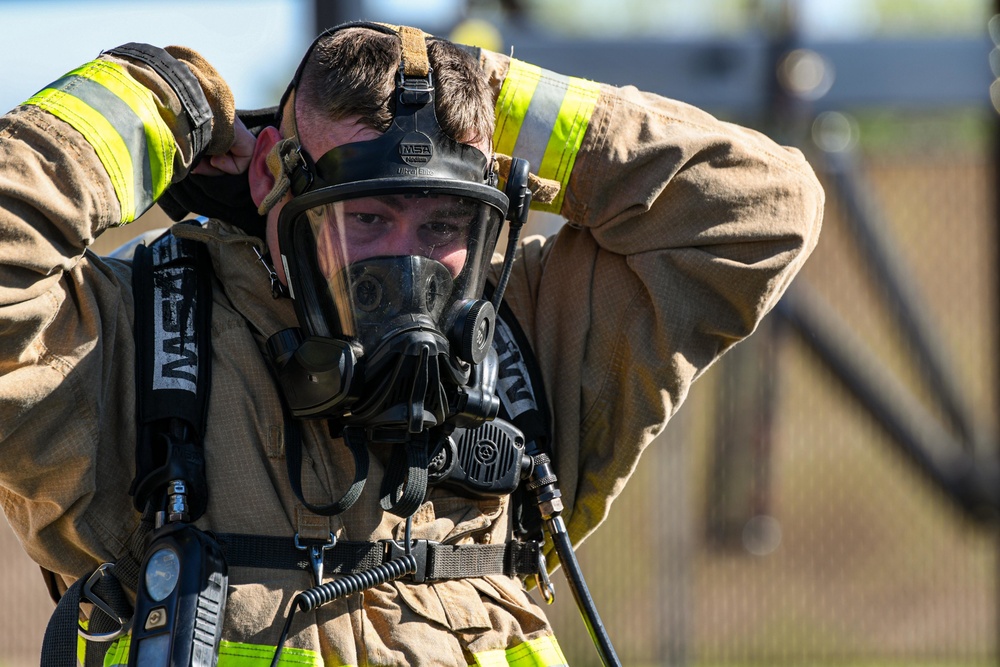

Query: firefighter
[0,22,822,666]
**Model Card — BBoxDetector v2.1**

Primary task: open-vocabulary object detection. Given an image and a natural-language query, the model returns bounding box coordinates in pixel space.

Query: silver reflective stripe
[152,265,198,393]
[510,73,570,177]
[150,239,198,393]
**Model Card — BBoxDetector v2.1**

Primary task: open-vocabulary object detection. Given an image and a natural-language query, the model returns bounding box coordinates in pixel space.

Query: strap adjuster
[397,70,434,106]
[383,539,430,583]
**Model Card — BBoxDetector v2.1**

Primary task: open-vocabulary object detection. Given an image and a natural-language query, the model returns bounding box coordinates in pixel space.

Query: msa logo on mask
[399,132,434,166]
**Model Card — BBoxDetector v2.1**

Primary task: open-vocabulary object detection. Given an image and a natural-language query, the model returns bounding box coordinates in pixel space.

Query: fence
[2,17,999,667]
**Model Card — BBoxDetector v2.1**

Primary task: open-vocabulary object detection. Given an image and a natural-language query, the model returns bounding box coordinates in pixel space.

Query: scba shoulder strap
[487,289,555,543]
[41,225,216,667]
[130,223,214,519]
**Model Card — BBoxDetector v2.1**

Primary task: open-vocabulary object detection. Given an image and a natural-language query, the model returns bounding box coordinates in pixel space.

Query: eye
[351,212,383,225]
[420,221,465,245]
[341,209,389,246]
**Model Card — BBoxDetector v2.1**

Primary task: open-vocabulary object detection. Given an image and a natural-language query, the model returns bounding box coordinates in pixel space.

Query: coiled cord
[269,520,418,667]
[295,554,417,612]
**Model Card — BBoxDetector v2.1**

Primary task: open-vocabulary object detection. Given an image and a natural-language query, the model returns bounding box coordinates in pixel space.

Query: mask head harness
[265,23,530,516]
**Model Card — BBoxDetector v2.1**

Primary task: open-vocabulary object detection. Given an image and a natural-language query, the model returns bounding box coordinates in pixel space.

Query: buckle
[397,70,434,106]
[295,532,336,586]
[383,539,430,583]
[77,563,132,642]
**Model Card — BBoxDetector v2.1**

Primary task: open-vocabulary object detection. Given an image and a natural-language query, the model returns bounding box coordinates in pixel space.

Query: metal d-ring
[77,563,132,642]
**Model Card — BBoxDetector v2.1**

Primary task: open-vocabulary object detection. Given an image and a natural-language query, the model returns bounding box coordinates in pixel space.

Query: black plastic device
[127,524,228,667]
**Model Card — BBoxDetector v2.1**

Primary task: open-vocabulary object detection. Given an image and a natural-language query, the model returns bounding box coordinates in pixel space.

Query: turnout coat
[0,40,822,665]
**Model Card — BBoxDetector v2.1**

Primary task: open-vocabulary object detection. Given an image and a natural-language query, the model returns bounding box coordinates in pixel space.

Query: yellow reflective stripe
[23,59,176,223]
[471,635,569,667]
[493,59,600,214]
[215,640,324,666]
[94,632,563,667]
[25,85,137,220]
[95,634,324,667]
[494,60,543,158]
[102,634,130,666]
[78,619,88,665]
[97,632,562,667]
[536,76,600,213]
[72,60,175,204]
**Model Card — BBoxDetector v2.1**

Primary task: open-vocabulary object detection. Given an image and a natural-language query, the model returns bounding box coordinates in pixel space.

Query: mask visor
[283,191,504,351]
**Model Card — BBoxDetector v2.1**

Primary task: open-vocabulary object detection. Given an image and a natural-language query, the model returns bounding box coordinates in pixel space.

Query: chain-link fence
[543,98,1000,667]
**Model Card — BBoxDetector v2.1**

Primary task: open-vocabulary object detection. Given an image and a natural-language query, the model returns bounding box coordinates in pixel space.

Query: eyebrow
[365,195,475,219]
[368,195,409,212]
[427,205,475,219]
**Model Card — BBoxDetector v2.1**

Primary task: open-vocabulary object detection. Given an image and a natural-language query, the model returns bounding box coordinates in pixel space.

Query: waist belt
[214,533,541,584]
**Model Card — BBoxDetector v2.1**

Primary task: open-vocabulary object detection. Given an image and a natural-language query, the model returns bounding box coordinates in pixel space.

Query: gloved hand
[192,114,256,176]
[157,107,277,238]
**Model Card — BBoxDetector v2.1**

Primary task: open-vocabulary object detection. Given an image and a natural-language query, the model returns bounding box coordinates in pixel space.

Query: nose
[378,225,425,257]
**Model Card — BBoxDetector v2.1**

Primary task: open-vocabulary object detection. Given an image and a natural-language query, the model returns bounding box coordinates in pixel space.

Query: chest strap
[214,533,539,583]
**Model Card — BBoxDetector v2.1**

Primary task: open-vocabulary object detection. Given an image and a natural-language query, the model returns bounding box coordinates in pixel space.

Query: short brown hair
[296,27,493,148]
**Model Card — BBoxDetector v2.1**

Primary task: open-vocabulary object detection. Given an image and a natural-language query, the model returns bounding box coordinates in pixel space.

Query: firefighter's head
[252,23,510,429]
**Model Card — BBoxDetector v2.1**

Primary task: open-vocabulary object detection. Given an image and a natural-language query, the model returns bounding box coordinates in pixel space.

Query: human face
[251,114,490,283]
[311,193,478,280]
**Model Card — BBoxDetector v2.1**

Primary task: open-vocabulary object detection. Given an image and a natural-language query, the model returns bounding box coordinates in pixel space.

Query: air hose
[527,451,623,667]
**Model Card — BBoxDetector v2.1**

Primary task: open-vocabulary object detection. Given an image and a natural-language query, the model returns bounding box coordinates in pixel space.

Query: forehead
[297,113,382,156]
[343,193,478,214]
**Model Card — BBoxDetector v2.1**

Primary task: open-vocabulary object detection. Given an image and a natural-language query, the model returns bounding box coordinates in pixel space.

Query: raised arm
[479,50,824,543]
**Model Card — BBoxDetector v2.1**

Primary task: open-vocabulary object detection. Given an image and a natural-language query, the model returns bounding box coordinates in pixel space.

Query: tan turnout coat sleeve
[0,42,822,664]
[0,47,231,576]
[477,51,823,551]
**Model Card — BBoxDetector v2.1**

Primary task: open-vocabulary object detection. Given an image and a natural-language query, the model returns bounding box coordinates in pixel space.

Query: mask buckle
[397,68,433,106]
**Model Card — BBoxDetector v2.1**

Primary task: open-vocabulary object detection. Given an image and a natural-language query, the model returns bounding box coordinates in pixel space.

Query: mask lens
[289,192,503,348]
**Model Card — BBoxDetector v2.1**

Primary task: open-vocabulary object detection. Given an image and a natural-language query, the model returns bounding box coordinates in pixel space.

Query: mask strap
[258,138,301,215]
[259,24,431,218]
[395,25,431,76]
[258,90,306,216]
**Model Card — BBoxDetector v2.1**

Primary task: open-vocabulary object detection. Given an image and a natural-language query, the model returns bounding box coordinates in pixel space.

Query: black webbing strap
[284,419,370,517]
[426,540,541,580]
[129,227,214,520]
[103,43,213,159]
[214,533,540,580]
[379,432,430,518]
[486,294,555,542]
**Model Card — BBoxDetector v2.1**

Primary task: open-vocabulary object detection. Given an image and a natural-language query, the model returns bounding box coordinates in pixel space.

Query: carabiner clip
[295,532,336,586]
[535,551,555,605]
[78,563,132,642]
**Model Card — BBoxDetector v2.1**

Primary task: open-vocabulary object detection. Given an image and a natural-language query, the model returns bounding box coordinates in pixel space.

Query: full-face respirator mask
[264,24,531,464]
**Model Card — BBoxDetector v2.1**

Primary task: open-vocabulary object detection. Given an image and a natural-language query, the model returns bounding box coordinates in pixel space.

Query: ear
[248,125,282,207]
